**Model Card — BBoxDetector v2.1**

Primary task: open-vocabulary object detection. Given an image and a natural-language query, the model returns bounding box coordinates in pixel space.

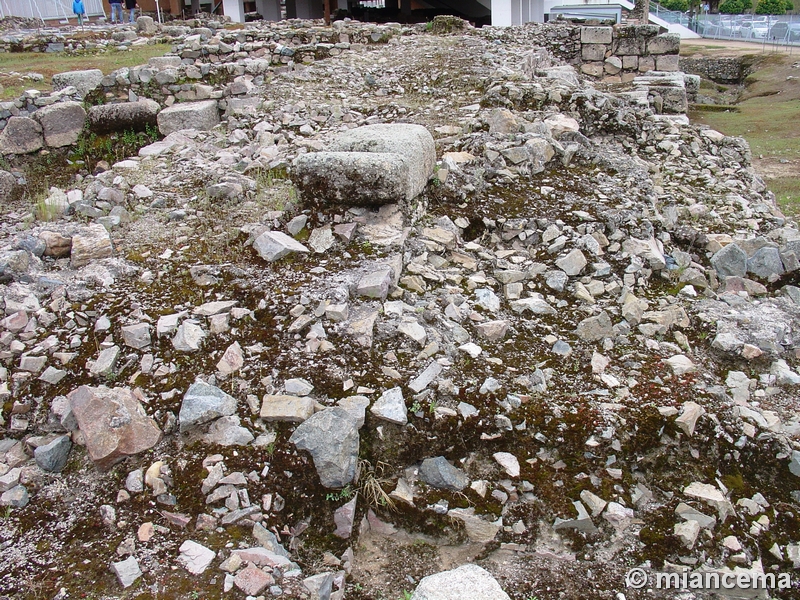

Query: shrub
[755,0,786,13]
[719,0,744,13]
[661,0,689,10]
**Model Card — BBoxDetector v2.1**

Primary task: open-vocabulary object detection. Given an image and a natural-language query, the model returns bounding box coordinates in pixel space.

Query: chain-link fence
[691,12,800,47]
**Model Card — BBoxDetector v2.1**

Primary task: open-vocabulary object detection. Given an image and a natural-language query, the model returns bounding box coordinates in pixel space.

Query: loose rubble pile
[1,14,800,600]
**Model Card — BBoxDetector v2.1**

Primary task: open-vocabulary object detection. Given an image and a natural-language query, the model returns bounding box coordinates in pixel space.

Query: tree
[755,0,786,12]
[719,0,744,12]
[785,0,794,10]
[741,0,753,10]
[661,0,689,11]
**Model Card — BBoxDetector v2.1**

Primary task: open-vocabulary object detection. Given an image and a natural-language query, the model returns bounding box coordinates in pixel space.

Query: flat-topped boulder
[0,117,43,155]
[51,69,103,98]
[88,100,160,134]
[157,100,220,135]
[33,102,86,148]
[292,123,435,206]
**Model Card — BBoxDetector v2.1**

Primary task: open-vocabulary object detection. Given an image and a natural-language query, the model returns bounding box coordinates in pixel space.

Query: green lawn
[690,53,800,216]
[0,43,172,100]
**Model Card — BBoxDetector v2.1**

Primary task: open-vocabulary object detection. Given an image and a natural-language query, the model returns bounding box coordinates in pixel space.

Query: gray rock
[289,407,359,488]
[411,564,510,600]
[292,124,435,206]
[34,435,72,472]
[575,311,614,342]
[356,267,394,300]
[88,100,160,134]
[0,117,43,155]
[90,345,120,377]
[136,15,157,34]
[52,69,103,98]
[0,485,29,508]
[711,243,747,279]
[202,416,254,446]
[0,169,17,200]
[409,361,443,393]
[555,248,587,276]
[171,322,206,352]
[419,456,469,491]
[286,215,308,236]
[253,230,310,262]
[747,246,784,280]
[303,572,335,600]
[370,387,407,425]
[179,381,237,432]
[67,385,161,470]
[157,100,220,135]
[111,556,142,588]
[121,323,151,349]
[545,270,568,292]
[308,226,335,253]
[33,101,86,148]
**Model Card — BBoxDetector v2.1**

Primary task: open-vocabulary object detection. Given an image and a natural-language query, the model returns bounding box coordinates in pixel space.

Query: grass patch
[769,176,800,216]
[0,43,172,100]
[689,52,800,216]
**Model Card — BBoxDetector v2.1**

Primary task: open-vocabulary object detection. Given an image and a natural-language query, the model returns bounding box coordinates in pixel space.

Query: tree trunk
[631,0,651,21]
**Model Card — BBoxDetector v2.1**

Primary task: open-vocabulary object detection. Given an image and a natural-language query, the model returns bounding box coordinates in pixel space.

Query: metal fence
[690,12,800,47]
[0,0,106,20]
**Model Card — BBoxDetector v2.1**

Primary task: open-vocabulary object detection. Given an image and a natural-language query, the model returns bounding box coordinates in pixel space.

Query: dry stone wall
[578,24,681,82]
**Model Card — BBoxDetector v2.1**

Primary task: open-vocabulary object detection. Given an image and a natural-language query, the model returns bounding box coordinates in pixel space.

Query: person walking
[109,0,123,24]
[73,0,86,27]
[125,0,138,23]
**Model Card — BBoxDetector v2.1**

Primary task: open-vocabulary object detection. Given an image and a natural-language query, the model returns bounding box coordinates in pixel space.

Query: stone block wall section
[0,19,406,154]
[578,25,680,83]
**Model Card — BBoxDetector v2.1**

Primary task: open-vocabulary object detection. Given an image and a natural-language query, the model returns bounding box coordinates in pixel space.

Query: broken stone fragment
[171,321,206,352]
[370,387,407,425]
[253,230,310,262]
[412,564,510,600]
[177,540,215,575]
[121,323,151,350]
[179,381,237,433]
[111,556,142,589]
[289,407,359,488]
[492,452,520,477]
[260,394,316,422]
[34,435,72,473]
[675,401,706,436]
[419,456,469,491]
[68,385,161,470]
[70,224,113,268]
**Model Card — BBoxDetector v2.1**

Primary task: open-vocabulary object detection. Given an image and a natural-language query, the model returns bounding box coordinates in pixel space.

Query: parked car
[788,22,800,41]
[740,20,770,38]
[769,21,789,40]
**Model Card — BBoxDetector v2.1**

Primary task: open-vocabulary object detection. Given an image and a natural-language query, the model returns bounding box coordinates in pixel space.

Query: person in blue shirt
[73,0,86,26]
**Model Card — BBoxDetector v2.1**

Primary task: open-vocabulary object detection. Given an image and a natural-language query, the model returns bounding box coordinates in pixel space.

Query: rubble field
[1,14,800,600]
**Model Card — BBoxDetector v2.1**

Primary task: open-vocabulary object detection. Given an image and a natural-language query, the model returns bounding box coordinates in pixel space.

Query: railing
[649,2,691,25]
[694,13,800,48]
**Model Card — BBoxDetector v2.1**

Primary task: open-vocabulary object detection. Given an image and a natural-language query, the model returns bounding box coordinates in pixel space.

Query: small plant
[356,459,396,510]
[2,506,12,519]
[399,591,413,600]
[326,484,354,502]
[410,400,422,414]
[265,441,276,458]
[428,399,438,414]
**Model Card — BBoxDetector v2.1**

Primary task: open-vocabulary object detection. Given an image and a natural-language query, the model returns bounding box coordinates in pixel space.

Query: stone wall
[578,25,681,82]
[678,57,749,85]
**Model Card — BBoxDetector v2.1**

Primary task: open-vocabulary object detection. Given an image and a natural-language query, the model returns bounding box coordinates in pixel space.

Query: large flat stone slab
[292,123,435,206]
[157,100,219,135]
